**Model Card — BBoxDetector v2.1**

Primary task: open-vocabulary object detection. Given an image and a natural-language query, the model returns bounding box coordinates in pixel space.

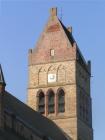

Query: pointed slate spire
[0,64,6,86]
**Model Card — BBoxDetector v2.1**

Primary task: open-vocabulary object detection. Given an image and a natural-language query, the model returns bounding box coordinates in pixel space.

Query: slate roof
[59,20,90,73]
[59,20,75,46]
[0,128,24,140]
[3,91,70,140]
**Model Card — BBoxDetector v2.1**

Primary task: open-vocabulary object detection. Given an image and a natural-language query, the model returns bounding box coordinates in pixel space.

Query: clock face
[48,74,56,83]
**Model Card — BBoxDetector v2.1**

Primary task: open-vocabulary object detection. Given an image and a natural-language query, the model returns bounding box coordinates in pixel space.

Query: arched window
[58,89,65,113]
[38,91,45,114]
[48,90,55,114]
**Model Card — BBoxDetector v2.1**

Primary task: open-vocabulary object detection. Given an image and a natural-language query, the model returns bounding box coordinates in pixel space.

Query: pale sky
[0,0,105,139]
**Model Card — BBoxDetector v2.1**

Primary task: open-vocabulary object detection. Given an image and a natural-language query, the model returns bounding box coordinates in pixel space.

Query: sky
[0,0,105,139]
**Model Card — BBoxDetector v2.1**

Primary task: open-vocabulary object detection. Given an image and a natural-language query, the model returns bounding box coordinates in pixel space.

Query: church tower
[27,8,93,140]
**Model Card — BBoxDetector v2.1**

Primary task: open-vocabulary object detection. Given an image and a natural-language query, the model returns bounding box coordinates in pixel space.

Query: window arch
[57,65,66,83]
[47,65,57,83]
[48,90,55,114]
[37,91,45,114]
[38,67,47,85]
[58,89,65,113]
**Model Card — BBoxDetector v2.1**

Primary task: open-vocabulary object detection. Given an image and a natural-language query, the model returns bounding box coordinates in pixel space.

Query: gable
[29,9,76,65]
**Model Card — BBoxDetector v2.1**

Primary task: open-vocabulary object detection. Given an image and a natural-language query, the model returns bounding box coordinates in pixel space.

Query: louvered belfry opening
[58,89,65,113]
[48,90,55,114]
[38,91,45,114]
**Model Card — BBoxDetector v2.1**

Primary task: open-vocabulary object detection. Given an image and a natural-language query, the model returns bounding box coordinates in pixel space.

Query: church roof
[3,91,70,140]
[0,128,24,140]
[59,20,75,46]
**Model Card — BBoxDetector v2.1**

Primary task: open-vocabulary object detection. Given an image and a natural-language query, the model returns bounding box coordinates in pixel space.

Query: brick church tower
[27,8,93,140]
